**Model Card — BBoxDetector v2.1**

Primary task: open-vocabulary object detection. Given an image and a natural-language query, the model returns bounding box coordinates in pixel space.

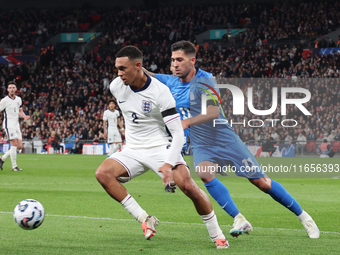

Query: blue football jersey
[155,73,191,150]
[155,69,235,148]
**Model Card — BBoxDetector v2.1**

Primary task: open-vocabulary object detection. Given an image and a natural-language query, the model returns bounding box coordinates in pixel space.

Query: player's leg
[197,161,240,218]
[113,142,122,154]
[231,135,319,238]
[173,164,229,248]
[9,139,20,171]
[95,152,158,240]
[1,128,21,171]
[0,129,14,169]
[193,147,252,237]
[108,143,114,156]
[249,176,320,238]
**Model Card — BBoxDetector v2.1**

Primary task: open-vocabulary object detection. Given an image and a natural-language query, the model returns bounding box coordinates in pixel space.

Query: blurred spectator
[69,137,83,154]
[296,132,307,155]
[262,133,276,156]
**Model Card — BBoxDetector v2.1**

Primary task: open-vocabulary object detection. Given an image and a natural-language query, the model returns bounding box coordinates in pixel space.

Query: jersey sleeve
[109,78,121,98]
[103,111,108,121]
[19,97,22,108]
[0,99,6,112]
[155,74,173,87]
[157,86,176,112]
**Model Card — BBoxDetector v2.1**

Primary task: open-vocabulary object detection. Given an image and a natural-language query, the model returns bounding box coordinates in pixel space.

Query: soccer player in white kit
[0,81,30,171]
[103,99,124,156]
[95,46,229,248]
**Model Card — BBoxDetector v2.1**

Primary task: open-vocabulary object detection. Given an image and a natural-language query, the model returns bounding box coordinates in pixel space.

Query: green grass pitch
[0,154,339,254]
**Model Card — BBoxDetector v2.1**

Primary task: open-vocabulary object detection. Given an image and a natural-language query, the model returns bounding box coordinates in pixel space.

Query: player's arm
[159,108,184,185]
[19,108,30,120]
[182,104,219,130]
[182,77,220,129]
[142,67,155,77]
[142,67,174,87]
[157,88,185,185]
[117,117,125,135]
[103,120,107,139]
[0,99,6,112]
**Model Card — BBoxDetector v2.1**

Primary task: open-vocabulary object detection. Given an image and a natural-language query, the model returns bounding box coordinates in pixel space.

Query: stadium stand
[0,2,339,155]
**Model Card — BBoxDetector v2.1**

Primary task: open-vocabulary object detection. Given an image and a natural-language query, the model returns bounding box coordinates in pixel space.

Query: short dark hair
[108,99,116,105]
[116,45,143,61]
[8,81,17,87]
[171,40,196,57]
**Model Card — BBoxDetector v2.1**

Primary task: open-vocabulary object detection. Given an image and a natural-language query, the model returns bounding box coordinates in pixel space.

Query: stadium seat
[331,142,340,152]
[306,142,316,152]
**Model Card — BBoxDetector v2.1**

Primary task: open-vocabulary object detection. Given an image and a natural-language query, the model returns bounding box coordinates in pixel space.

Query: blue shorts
[192,135,265,179]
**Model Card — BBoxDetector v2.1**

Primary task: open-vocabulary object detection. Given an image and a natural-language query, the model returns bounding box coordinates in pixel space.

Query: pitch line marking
[1,211,339,235]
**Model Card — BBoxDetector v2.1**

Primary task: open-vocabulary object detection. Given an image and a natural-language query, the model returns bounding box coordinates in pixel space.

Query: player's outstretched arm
[159,110,185,185]
[19,108,30,120]
[182,105,219,130]
[142,67,155,77]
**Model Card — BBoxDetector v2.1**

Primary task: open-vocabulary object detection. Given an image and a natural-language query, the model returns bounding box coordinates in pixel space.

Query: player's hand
[181,119,190,130]
[24,115,30,120]
[159,163,173,186]
[104,132,107,139]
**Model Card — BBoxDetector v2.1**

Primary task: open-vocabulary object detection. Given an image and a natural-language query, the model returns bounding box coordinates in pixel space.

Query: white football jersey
[110,75,175,148]
[0,95,22,130]
[103,109,120,132]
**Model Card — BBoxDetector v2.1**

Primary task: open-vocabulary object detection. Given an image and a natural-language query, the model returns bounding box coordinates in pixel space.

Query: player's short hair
[7,81,17,87]
[108,99,116,105]
[171,40,196,57]
[116,46,143,62]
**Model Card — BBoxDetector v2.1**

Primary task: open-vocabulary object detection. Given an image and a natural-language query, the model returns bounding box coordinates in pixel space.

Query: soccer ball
[13,199,45,230]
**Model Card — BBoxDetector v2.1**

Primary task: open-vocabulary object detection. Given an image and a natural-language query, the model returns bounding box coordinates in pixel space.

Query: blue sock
[204,178,240,218]
[267,179,303,216]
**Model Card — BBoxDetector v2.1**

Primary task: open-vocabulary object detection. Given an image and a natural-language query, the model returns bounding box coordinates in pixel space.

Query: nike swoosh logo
[221,201,228,209]
[119,101,126,103]
[172,93,177,97]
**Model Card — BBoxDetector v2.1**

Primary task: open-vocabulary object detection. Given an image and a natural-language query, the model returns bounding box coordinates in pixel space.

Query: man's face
[171,50,195,79]
[7,84,17,96]
[115,57,140,85]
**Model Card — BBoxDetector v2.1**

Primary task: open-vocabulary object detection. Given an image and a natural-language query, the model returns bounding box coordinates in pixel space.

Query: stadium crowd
[0,1,340,154]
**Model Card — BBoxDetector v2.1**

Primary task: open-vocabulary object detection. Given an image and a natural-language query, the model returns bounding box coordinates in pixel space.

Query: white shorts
[108,129,122,143]
[4,128,22,141]
[110,144,187,183]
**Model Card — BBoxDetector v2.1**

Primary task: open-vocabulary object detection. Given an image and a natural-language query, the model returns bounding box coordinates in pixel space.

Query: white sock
[2,150,11,161]
[121,194,148,223]
[297,210,311,222]
[234,213,245,220]
[109,144,115,156]
[201,210,225,242]
[10,146,17,168]
[113,143,121,154]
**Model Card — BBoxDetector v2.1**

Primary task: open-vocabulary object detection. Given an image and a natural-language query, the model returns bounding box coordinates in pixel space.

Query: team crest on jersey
[142,100,152,113]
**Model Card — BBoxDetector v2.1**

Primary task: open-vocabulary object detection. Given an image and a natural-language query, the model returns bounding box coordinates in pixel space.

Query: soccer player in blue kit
[145,40,320,239]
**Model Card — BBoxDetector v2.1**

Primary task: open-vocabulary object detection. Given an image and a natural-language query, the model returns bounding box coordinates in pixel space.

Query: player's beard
[177,68,190,79]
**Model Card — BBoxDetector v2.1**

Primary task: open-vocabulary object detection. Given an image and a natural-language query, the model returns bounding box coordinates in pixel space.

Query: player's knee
[180,181,200,199]
[200,177,214,183]
[250,178,271,192]
[95,167,111,185]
